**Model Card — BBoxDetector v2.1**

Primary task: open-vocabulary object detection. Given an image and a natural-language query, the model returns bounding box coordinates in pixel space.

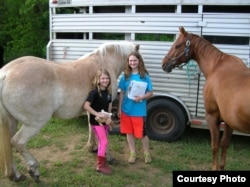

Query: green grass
[1,116,250,186]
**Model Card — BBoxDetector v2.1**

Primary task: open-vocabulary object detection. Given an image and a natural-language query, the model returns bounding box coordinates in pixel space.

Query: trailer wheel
[146,99,186,142]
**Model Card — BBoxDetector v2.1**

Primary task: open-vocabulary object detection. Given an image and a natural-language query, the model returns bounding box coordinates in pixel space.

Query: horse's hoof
[107,157,119,165]
[30,174,40,183]
[9,174,26,182]
[33,175,40,183]
[89,148,98,153]
[29,170,40,183]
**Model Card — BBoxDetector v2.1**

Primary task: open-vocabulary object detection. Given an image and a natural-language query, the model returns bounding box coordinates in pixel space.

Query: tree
[0,0,49,64]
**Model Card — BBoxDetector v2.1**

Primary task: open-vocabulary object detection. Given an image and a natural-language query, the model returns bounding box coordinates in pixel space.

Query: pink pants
[92,125,109,157]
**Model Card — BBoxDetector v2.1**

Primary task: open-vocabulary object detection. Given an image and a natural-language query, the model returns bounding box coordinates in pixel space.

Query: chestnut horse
[162,27,250,170]
[0,41,139,182]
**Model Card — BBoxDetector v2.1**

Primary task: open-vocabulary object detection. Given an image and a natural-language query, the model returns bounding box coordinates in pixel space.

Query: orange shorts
[120,112,144,138]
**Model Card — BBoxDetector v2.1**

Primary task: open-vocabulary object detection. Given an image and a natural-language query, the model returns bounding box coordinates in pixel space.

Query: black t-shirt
[85,88,112,125]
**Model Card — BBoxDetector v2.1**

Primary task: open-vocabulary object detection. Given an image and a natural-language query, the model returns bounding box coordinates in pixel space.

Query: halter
[165,35,191,69]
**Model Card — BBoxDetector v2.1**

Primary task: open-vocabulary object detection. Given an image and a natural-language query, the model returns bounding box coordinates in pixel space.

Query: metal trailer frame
[47,0,250,141]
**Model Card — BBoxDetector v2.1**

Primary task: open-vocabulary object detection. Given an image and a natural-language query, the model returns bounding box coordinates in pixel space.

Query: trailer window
[136,5,175,13]
[135,33,174,42]
[203,5,250,13]
[182,5,198,13]
[56,33,85,39]
[93,33,124,40]
[204,36,249,45]
[55,7,81,14]
[93,6,125,13]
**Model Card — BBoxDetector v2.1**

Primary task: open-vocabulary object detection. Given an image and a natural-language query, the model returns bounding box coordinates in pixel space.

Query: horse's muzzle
[162,62,174,73]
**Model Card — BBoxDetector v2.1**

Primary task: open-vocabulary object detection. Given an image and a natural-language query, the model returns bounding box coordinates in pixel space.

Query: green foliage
[0,0,49,64]
[94,33,124,40]
[0,0,174,66]
[135,33,174,41]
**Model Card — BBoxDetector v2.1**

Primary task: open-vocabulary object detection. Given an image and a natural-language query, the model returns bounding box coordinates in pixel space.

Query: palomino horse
[0,41,139,182]
[162,27,250,170]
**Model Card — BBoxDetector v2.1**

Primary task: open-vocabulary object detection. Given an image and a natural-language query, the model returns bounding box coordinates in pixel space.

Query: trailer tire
[146,99,186,142]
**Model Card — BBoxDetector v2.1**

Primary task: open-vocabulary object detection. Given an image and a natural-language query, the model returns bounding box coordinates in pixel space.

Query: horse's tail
[0,72,13,177]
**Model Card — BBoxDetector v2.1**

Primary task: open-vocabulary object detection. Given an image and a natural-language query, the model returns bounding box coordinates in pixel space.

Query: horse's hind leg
[220,123,233,170]
[207,115,221,170]
[9,163,27,182]
[11,125,41,182]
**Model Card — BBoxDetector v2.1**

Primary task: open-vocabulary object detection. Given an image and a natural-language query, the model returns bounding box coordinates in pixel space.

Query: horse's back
[2,56,49,70]
[2,56,58,91]
[0,56,87,122]
[0,55,93,121]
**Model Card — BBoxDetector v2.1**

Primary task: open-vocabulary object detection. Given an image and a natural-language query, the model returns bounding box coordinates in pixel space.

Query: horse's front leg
[86,123,98,152]
[11,126,41,182]
[106,145,118,164]
[220,123,233,170]
[207,114,221,170]
[86,112,97,152]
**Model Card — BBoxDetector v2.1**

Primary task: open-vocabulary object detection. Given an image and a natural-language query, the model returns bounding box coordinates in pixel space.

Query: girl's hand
[134,96,142,102]
[97,112,108,119]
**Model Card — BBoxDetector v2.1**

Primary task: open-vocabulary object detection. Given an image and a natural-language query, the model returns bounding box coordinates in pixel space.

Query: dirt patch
[29,133,158,177]
[30,134,82,164]
[3,131,170,186]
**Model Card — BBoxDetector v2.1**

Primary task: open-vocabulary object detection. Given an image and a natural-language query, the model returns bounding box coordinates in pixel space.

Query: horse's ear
[135,44,140,51]
[179,26,187,36]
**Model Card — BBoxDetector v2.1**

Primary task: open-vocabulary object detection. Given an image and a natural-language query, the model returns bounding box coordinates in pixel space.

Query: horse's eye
[175,44,181,49]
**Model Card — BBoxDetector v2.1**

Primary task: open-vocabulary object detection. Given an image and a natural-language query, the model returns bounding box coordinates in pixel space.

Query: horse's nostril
[162,63,167,70]
[167,69,172,73]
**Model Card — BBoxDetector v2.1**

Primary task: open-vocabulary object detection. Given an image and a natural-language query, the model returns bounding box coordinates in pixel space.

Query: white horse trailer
[47,0,250,142]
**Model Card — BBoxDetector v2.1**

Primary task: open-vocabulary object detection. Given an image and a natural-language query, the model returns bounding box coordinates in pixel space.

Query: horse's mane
[79,41,135,59]
[190,33,244,67]
[192,33,227,59]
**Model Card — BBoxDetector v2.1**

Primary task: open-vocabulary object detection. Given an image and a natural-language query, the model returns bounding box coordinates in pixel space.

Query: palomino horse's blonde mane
[79,41,136,59]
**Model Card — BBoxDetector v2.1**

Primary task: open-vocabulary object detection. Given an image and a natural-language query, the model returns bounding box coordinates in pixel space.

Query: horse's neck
[106,56,125,76]
[193,38,222,78]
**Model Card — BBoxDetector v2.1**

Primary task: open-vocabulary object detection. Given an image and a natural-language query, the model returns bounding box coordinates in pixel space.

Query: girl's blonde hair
[124,51,149,80]
[92,68,112,96]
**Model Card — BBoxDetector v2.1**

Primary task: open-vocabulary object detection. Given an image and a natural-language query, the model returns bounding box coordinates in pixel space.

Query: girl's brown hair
[92,68,112,96]
[124,51,149,80]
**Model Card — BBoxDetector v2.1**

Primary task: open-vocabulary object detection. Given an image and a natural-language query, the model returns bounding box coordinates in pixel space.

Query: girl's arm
[83,101,100,117]
[118,90,124,117]
[134,91,153,102]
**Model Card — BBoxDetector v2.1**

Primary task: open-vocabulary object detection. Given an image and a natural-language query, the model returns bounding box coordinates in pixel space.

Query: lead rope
[186,59,198,86]
[185,59,200,116]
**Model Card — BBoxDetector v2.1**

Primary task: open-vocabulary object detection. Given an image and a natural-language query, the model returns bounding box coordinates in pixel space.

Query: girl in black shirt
[84,68,112,175]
